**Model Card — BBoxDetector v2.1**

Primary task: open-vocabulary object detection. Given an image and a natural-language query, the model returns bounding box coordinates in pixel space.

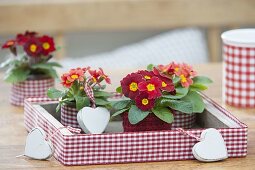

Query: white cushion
[61,28,208,70]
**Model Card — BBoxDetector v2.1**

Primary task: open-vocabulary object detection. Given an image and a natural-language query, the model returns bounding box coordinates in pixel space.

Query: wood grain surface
[0,63,255,170]
[0,0,255,33]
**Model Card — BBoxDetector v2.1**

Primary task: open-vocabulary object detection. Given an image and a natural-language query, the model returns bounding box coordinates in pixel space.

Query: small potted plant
[47,67,112,129]
[112,62,212,132]
[0,31,61,106]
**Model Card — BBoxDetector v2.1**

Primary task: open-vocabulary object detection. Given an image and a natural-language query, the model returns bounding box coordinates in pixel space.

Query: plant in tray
[47,67,113,131]
[48,67,112,111]
[0,31,61,106]
[112,62,213,132]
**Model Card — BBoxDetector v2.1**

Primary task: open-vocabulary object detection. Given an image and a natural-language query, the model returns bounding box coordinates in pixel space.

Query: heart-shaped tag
[24,127,54,160]
[77,107,110,134]
[192,128,228,162]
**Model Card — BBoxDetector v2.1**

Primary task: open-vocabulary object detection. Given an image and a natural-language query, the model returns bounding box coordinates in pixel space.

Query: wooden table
[0,63,255,169]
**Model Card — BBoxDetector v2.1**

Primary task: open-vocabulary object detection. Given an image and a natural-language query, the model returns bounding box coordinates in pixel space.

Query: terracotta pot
[10,77,54,106]
[171,110,196,129]
[122,112,172,132]
[61,104,80,128]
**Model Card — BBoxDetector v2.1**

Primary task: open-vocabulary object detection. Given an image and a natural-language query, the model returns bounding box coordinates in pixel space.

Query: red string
[45,126,81,141]
[176,128,201,141]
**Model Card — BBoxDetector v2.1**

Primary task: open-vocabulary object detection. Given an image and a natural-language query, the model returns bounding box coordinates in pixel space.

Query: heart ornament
[77,107,110,134]
[24,127,54,160]
[192,128,228,162]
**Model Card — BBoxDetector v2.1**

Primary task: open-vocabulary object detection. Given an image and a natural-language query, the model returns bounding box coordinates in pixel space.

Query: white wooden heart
[77,107,110,134]
[192,128,228,162]
[24,127,54,160]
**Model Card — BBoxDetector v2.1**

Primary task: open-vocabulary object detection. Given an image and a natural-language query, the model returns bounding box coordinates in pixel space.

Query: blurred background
[0,0,255,69]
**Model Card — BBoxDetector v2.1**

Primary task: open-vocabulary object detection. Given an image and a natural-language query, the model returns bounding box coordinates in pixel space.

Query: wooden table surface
[0,63,255,170]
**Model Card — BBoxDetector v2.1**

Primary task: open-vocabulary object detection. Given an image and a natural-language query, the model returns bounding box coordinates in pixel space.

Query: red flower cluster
[61,67,111,88]
[121,69,175,111]
[61,67,85,88]
[2,31,56,57]
[159,62,197,88]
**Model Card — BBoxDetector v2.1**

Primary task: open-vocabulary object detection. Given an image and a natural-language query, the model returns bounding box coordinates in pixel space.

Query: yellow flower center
[65,80,70,84]
[180,74,187,83]
[71,74,78,79]
[142,98,149,105]
[43,42,50,50]
[30,44,37,52]
[92,77,97,82]
[129,82,138,91]
[147,83,155,91]
[162,81,167,87]
[144,75,151,80]
[174,67,179,72]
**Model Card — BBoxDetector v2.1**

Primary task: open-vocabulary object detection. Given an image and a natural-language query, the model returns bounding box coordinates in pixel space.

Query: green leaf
[31,62,60,78]
[46,62,62,67]
[94,91,113,97]
[159,98,193,114]
[47,88,65,99]
[163,86,189,99]
[56,103,61,112]
[75,96,90,110]
[31,62,61,69]
[95,98,109,106]
[0,58,18,68]
[128,105,150,124]
[147,64,154,71]
[112,100,131,110]
[111,108,129,117]
[173,77,180,84]
[190,83,208,91]
[4,67,30,83]
[45,68,58,78]
[69,81,82,97]
[190,76,212,91]
[192,76,213,84]
[116,86,122,93]
[152,107,174,123]
[181,91,205,113]
[60,97,75,105]
[93,84,106,90]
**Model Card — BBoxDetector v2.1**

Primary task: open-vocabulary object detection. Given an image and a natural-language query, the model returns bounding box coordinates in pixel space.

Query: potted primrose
[47,67,113,130]
[0,31,61,106]
[111,62,212,132]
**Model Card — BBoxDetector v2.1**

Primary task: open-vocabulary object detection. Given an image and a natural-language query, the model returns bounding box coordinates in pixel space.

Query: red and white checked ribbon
[45,126,81,141]
[84,81,96,108]
[176,128,201,141]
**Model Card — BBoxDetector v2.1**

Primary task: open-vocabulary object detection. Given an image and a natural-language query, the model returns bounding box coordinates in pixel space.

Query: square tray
[24,95,247,166]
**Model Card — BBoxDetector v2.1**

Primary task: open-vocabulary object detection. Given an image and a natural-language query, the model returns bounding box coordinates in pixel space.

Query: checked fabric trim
[223,44,255,108]
[84,81,96,108]
[24,97,248,165]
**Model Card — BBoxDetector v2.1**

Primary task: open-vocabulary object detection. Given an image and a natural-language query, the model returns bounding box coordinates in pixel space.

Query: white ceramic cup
[221,29,255,108]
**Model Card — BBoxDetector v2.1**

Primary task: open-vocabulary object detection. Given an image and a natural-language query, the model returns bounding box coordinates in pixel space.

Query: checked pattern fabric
[61,105,80,128]
[171,111,196,129]
[223,44,255,108]
[10,78,54,106]
[24,96,247,166]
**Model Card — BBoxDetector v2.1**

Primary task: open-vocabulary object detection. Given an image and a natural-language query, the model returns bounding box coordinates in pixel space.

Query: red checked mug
[222,29,255,108]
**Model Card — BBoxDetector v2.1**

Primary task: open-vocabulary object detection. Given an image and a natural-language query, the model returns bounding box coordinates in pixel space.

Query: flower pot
[171,110,196,129]
[122,112,172,132]
[10,77,54,106]
[61,105,80,128]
